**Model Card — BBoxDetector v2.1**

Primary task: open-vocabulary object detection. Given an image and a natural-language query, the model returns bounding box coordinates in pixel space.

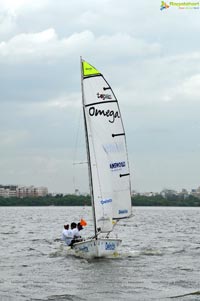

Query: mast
[80,57,97,237]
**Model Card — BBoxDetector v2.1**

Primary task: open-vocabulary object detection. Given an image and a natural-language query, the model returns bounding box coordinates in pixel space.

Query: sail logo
[105,242,116,251]
[119,209,128,214]
[110,161,125,170]
[89,106,120,123]
[97,92,112,100]
[100,198,112,205]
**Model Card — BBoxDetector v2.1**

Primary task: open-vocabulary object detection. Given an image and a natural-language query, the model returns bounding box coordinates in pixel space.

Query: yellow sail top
[82,60,100,77]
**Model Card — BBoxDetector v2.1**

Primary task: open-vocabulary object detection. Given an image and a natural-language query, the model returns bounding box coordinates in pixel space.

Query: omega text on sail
[88,106,120,123]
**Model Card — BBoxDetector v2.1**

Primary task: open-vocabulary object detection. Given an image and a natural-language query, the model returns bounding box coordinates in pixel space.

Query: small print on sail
[97,92,112,100]
[110,161,126,170]
[100,198,112,205]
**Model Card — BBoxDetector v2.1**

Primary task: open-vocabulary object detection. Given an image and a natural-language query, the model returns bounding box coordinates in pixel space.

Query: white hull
[72,238,121,258]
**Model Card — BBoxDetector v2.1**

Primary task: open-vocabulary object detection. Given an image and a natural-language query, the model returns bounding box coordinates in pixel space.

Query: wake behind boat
[72,58,132,258]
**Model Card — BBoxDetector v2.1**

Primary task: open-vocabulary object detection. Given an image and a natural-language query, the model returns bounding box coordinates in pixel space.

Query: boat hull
[72,238,122,258]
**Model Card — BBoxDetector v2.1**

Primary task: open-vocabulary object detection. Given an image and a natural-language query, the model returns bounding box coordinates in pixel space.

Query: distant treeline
[0,194,200,206]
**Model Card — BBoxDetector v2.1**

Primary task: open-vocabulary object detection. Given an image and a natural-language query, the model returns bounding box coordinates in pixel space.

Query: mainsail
[81,59,132,235]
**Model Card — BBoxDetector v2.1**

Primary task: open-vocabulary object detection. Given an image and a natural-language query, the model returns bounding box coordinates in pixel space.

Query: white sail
[81,59,132,234]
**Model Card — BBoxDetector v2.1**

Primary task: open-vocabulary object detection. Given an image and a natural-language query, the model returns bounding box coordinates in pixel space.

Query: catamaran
[72,58,132,257]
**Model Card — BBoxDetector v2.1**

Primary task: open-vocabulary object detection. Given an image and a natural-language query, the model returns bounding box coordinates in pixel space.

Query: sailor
[77,222,83,233]
[75,222,83,240]
[69,222,83,246]
[61,224,73,246]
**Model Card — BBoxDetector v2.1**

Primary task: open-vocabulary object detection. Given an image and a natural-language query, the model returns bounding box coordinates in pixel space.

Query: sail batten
[112,133,125,137]
[120,173,130,177]
[85,100,117,107]
[84,75,102,80]
[81,58,132,234]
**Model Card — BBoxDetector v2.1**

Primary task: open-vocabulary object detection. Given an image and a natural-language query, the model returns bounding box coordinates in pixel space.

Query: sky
[0,0,200,194]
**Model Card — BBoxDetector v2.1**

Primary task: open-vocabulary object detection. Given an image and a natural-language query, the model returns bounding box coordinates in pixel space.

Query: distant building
[142,192,158,197]
[179,188,189,199]
[74,189,80,196]
[36,186,48,197]
[191,187,200,199]
[0,185,17,198]
[161,189,178,199]
[131,190,139,196]
[0,185,48,198]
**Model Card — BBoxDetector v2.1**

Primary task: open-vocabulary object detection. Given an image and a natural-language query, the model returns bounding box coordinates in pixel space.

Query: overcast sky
[0,0,200,194]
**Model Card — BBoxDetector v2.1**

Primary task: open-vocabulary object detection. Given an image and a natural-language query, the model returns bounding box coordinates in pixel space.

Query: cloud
[0,0,48,17]
[0,10,16,36]
[180,74,200,100]
[0,28,58,62]
[159,71,200,105]
[0,28,161,64]
[47,92,81,109]
[0,0,48,39]
[0,129,29,147]
[120,51,200,106]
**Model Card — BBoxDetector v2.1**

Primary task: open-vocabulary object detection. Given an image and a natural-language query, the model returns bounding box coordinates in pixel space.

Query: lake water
[0,206,200,301]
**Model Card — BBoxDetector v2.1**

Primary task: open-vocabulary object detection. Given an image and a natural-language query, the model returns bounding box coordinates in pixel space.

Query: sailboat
[73,58,132,257]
